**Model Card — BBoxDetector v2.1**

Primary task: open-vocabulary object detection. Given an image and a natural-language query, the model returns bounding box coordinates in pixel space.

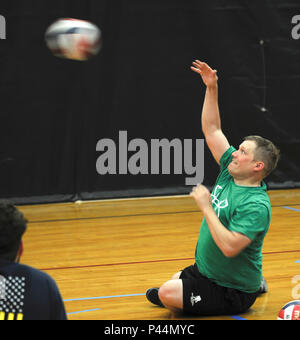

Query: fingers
[190,66,202,75]
[190,184,212,210]
[190,184,204,195]
[193,60,208,70]
[190,184,211,195]
[191,60,216,73]
[195,60,207,68]
[191,61,203,73]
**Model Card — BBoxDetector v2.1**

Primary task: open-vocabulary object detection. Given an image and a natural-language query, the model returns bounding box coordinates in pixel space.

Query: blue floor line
[64,293,146,302]
[231,315,248,320]
[283,206,300,212]
[67,308,101,315]
[64,293,249,320]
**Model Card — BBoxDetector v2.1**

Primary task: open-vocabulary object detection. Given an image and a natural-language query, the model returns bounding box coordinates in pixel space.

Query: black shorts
[179,264,259,316]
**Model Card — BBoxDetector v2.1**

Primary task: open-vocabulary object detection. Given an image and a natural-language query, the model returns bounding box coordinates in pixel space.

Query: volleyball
[45,18,102,61]
[278,301,300,320]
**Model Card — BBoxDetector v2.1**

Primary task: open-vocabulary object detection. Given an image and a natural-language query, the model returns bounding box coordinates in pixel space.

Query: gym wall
[0,0,299,204]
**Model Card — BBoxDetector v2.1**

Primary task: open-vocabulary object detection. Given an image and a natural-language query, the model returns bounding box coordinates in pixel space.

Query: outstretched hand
[191,60,218,88]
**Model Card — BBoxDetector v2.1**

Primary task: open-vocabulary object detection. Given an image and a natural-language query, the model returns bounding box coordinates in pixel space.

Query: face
[228,140,264,179]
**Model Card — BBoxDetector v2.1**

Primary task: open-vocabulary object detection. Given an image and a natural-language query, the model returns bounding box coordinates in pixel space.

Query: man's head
[228,136,280,182]
[0,201,27,262]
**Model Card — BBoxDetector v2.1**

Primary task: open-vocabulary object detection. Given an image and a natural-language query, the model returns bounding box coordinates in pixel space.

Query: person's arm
[47,276,68,320]
[191,60,230,164]
[190,184,251,258]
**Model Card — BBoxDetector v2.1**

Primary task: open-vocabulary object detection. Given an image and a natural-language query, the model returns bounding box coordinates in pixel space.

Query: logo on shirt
[0,276,25,321]
[211,185,228,217]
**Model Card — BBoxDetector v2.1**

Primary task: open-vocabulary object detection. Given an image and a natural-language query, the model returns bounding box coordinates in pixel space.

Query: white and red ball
[278,300,300,320]
[45,18,102,61]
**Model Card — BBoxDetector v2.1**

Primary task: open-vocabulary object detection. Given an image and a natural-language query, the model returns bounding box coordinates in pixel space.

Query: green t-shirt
[195,146,271,293]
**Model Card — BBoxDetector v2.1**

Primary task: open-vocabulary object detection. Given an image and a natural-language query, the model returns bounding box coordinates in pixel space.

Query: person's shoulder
[214,146,236,184]
[246,184,271,204]
[219,146,236,169]
[9,263,55,283]
[239,190,271,215]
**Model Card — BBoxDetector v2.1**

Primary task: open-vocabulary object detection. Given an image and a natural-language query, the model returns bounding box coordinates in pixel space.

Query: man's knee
[158,281,173,302]
[158,280,183,309]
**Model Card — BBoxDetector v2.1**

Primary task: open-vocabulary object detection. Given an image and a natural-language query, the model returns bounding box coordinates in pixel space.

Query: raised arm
[191,60,230,164]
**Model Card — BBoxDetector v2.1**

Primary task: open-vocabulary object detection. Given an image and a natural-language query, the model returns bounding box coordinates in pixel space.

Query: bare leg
[146,271,183,309]
[158,279,183,313]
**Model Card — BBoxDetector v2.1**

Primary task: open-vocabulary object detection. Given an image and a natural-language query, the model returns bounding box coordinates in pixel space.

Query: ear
[254,161,265,172]
[15,240,23,263]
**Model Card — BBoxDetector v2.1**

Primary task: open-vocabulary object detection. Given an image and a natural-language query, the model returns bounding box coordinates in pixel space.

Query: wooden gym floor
[18,189,300,320]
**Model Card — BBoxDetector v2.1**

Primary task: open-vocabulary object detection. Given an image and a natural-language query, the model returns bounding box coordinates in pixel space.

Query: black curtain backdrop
[0,0,299,204]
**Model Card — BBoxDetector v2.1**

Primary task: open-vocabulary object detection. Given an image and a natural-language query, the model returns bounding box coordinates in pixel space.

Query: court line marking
[283,206,300,212]
[67,308,100,315]
[28,210,201,224]
[231,315,248,320]
[64,293,145,302]
[75,194,190,203]
[40,257,195,271]
[63,293,247,321]
[39,250,300,272]
[27,204,300,224]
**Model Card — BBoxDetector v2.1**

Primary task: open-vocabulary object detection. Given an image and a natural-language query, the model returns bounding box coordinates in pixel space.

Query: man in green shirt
[146,60,280,316]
